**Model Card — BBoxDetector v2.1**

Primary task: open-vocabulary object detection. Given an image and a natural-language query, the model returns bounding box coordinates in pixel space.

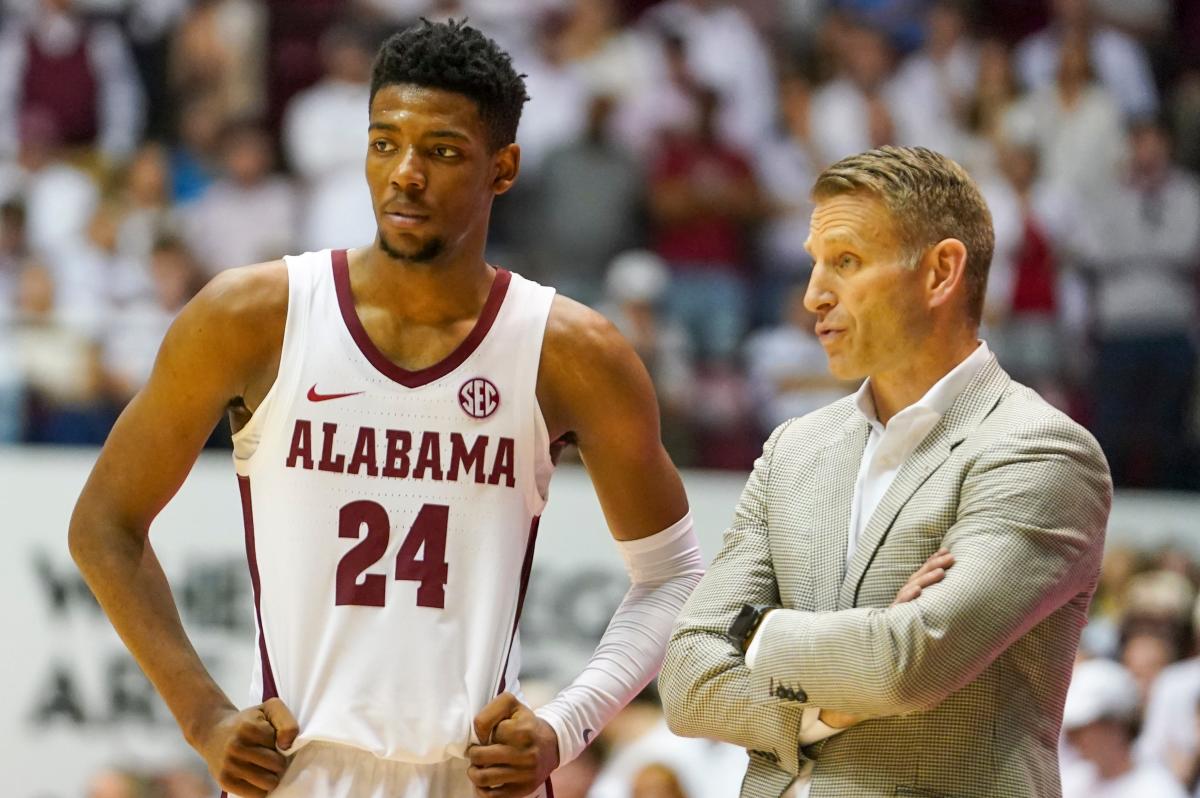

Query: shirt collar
[853,341,991,429]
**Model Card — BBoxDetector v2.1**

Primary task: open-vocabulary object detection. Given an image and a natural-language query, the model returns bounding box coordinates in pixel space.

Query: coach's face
[803,193,932,381]
[366,84,519,263]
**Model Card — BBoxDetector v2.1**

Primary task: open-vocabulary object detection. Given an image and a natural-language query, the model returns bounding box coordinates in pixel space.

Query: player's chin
[378,232,434,262]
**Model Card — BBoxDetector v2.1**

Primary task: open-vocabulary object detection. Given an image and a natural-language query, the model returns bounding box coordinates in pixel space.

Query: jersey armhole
[232,259,302,472]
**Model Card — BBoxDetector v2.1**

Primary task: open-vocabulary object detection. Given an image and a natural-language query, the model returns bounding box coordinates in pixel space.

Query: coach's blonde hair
[812,146,995,325]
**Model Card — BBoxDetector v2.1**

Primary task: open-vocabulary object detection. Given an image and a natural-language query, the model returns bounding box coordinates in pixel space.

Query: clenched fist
[467,693,559,798]
[194,697,299,797]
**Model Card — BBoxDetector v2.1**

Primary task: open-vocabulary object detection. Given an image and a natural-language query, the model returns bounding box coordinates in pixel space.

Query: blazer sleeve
[659,421,807,774]
[748,413,1111,716]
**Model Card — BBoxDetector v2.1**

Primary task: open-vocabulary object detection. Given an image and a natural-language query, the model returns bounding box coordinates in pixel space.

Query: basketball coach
[659,146,1112,798]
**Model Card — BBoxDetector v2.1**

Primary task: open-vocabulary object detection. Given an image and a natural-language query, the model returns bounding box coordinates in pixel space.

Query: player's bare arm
[537,295,690,540]
[467,295,698,798]
[68,261,298,798]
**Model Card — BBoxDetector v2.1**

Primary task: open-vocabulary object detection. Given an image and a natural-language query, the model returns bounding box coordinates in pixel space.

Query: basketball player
[68,20,703,798]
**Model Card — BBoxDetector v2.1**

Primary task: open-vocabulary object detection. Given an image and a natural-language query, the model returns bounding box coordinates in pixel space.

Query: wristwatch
[728,603,775,653]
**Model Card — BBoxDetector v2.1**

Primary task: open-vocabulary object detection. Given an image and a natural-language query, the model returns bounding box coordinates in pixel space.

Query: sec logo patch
[459,378,500,419]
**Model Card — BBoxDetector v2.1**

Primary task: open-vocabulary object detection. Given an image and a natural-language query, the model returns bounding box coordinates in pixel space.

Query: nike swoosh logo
[307,384,364,402]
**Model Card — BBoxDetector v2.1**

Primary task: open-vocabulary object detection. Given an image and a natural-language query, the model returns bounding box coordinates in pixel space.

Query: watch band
[728,603,774,653]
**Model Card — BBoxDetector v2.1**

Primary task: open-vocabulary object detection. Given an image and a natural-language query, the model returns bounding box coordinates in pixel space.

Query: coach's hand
[891,548,955,606]
[819,548,956,729]
[195,697,298,798]
[468,693,559,798]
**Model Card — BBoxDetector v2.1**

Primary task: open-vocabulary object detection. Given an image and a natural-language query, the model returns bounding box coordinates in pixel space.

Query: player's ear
[492,143,520,195]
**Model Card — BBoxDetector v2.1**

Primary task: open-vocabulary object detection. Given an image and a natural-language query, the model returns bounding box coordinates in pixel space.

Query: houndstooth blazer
[659,354,1111,798]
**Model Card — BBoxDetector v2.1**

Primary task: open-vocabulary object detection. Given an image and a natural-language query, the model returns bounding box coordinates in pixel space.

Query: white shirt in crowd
[1015,24,1158,120]
[1137,657,1200,774]
[1061,758,1187,798]
[283,78,376,253]
[747,340,993,798]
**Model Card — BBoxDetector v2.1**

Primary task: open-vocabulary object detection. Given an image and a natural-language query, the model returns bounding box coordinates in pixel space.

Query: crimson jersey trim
[332,249,512,389]
[238,475,278,701]
[497,516,540,695]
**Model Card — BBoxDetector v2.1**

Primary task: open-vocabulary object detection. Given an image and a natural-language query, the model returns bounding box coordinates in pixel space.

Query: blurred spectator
[550,747,602,798]
[887,0,978,162]
[1138,600,1200,785]
[170,0,266,124]
[10,260,110,443]
[513,11,589,178]
[1115,570,1195,720]
[630,763,688,798]
[101,236,198,405]
[590,688,746,798]
[648,86,761,365]
[110,141,178,265]
[833,0,932,53]
[534,94,645,305]
[753,73,818,318]
[86,768,141,798]
[1004,32,1126,196]
[0,0,145,163]
[184,120,297,276]
[743,283,855,436]
[1075,119,1200,488]
[960,37,1020,177]
[152,764,213,798]
[1122,622,1184,710]
[11,110,100,264]
[615,29,700,160]
[0,199,27,304]
[1015,0,1158,121]
[0,200,27,441]
[980,141,1088,400]
[599,251,696,466]
[557,0,660,153]
[282,20,376,252]
[644,0,777,153]
[809,20,900,164]
[1090,0,1170,41]
[167,91,222,204]
[1061,659,1187,798]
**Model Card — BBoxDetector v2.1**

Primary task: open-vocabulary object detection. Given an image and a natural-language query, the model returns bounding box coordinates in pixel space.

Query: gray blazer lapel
[837,356,1011,610]
[809,415,868,612]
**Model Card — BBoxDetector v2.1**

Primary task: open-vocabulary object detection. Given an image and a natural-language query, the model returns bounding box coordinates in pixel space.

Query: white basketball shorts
[222,741,553,798]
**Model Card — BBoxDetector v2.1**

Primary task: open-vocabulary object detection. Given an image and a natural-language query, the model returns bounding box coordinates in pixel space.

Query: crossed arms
[658,414,1111,774]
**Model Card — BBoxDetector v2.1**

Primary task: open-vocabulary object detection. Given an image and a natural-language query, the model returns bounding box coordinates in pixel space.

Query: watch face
[729,604,759,640]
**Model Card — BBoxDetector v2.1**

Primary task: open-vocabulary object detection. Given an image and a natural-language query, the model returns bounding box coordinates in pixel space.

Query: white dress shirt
[747,341,991,797]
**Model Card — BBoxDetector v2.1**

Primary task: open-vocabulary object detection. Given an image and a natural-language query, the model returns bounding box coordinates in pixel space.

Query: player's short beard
[378,233,445,263]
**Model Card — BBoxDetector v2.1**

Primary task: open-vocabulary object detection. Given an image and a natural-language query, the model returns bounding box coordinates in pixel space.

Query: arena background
[3,0,1200,797]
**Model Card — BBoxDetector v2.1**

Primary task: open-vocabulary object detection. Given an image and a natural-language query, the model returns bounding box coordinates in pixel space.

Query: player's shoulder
[537,294,654,433]
[542,293,631,369]
[194,259,289,321]
[170,259,289,367]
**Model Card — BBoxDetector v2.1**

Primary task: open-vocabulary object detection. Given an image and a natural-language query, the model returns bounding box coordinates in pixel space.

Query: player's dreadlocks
[370,18,529,152]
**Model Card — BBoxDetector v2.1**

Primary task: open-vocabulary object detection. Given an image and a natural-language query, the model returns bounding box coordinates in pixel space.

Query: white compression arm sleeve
[535,512,704,765]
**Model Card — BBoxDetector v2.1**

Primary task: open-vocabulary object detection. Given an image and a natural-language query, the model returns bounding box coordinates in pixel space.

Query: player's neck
[350,244,497,324]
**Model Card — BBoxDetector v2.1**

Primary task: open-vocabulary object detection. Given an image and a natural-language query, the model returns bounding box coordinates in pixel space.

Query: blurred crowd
[2,0,1200,486]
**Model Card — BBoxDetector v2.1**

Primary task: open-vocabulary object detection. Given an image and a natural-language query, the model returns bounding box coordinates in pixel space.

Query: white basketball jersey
[230,249,556,764]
